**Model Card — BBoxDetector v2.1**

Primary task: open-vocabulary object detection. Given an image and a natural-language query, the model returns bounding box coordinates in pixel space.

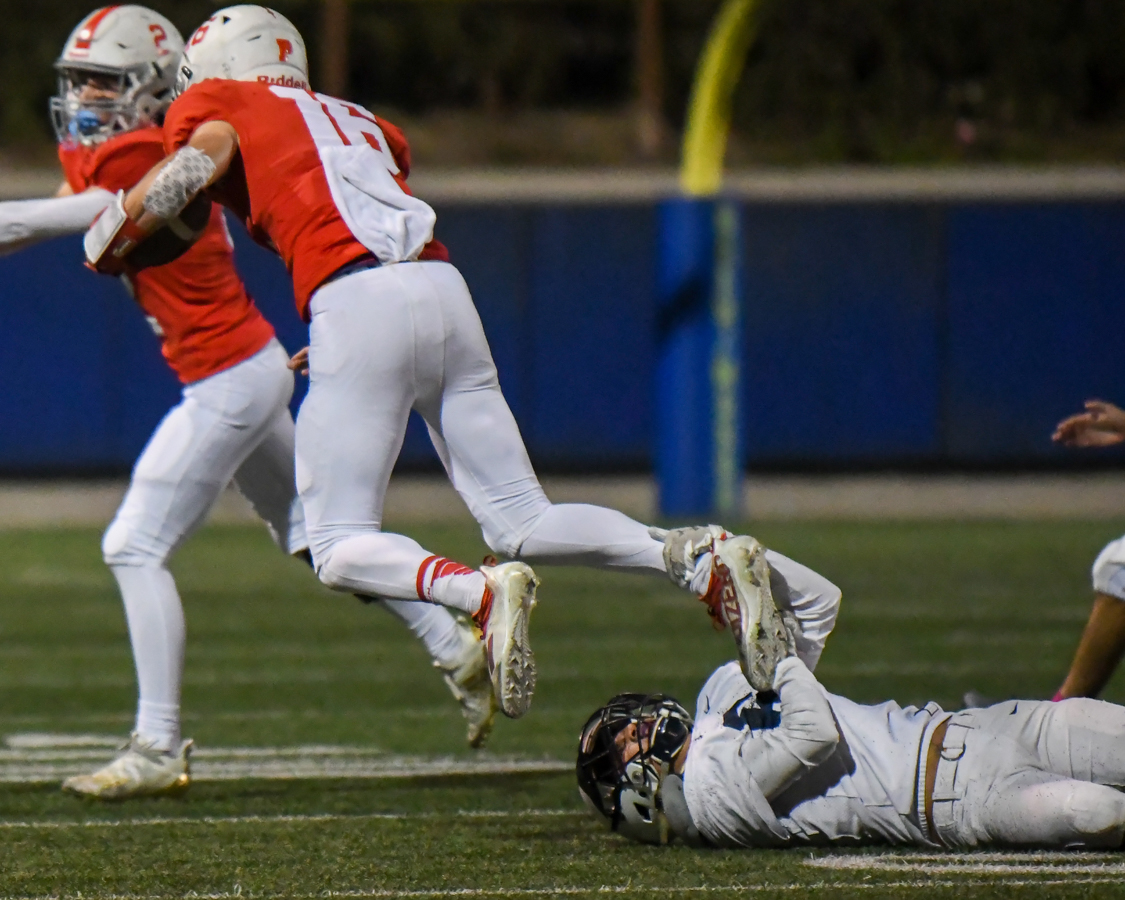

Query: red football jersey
[59,128,274,384]
[163,80,449,320]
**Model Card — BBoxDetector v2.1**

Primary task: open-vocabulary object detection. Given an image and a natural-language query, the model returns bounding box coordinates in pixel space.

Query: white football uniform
[162,79,674,629]
[1092,535,1125,600]
[684,659,1125,850]
[0,189,469,756]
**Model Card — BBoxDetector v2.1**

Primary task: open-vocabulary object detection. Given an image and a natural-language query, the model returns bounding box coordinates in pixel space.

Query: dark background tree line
[2,0,1124,165]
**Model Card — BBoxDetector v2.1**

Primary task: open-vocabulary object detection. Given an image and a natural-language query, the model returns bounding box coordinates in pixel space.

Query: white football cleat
[61,734,192,800]
[476,561,539,719]
[437,617,498,748]
[703,535,794,692]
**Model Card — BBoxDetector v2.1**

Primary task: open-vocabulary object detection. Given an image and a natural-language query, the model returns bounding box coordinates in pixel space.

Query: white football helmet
[51,6,184,146]
[576,693,701,846]
[175,6,308,96]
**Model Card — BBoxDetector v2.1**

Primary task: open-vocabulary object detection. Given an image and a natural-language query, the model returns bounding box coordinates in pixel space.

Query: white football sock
[380,599,467,668]
[110,564,184,752]
[136,701,181,753]
[415,556,488,617]
[429,571,487,617]
[690,551,714,596]
[517,503,665,571]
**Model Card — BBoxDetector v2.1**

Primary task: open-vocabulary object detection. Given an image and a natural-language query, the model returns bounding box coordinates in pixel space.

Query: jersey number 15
[270,87,401,179]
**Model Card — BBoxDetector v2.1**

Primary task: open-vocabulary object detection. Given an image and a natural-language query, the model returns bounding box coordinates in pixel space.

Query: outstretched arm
[0,189,114,257]
[84,121,239,273]
[1053,400,1125,448]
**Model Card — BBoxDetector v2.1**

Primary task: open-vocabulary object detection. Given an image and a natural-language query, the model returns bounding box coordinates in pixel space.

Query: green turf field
[1,519,1124,898]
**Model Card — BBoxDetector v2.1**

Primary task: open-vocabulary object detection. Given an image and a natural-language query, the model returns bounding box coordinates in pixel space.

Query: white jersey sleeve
[0,189,114,256]
[765,550,842,671]
[683,658,840,847]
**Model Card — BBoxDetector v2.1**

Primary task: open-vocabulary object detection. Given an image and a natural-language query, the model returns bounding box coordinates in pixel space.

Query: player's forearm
[123,122,238,229]
[88,123,238,275]
[766,551,842,672]
[746,657,839,799]
[122,156,175,232]
[0,189,114,256]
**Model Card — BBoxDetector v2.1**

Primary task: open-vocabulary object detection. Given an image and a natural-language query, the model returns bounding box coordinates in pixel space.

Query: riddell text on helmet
[257,75,308,88]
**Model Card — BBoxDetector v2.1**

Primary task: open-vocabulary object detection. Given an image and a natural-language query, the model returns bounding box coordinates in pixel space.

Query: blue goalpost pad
[655,197,745,519]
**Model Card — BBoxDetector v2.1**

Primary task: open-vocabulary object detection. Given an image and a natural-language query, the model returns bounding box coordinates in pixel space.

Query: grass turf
[0,519,1123,898]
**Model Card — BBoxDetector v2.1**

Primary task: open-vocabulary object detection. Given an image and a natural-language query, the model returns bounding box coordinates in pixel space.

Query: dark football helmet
[576,692,700,845]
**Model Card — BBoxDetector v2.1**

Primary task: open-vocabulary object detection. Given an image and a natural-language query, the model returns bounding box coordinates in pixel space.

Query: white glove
[651,524,728,591]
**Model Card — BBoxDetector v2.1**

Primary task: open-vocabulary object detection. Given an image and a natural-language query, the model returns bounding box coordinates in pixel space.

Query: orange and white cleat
[701,535,794,692]
[475,561,539,719]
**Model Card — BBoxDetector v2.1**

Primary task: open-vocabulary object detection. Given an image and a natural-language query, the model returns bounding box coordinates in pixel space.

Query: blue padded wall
[1,235,178,469]
[524,206,654,466]
[397,204,655,468]
[3,199,1125,472]
[945,203,1125,462]
[741,204,944,464]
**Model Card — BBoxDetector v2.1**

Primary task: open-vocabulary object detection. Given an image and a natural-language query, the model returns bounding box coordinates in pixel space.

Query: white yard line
[0,809,583,830]
[809,853,1125,875]
[259,885,1125,898]
[813,852,1118,863]
[832,863,1125,875]
[4,733,121,749]
[0,758,572,784]
[0,740,571,783]
[2,741,508,759]
[3,881,1125,900]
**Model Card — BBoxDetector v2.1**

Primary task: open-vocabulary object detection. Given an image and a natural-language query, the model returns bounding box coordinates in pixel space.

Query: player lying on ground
[579,527,1125,850]
[0,5,495,799]
[1051,399,1125,700]
[83,5,711,723]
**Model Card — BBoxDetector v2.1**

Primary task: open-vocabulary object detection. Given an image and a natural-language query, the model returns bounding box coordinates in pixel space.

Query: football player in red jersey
[2,5,492,798]
[86,5,717,725]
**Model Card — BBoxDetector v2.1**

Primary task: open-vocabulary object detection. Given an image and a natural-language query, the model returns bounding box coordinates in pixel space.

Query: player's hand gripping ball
[85,191,212,276]
[128,192,212,270]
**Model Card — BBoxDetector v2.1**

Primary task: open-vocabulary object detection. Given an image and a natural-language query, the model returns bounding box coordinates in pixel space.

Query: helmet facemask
[173,61,195,99]
[51,62,171,146]
[576,693,697,846]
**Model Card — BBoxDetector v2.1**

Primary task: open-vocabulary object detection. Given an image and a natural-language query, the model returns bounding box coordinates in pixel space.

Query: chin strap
[659,773,703,846]
[83,190,144,276]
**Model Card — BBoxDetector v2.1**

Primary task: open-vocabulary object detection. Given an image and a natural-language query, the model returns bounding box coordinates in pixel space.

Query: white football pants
[1092,535,1125,601]
[104,338,464,750]
[295,261,665,605]
[932,698,1125,849]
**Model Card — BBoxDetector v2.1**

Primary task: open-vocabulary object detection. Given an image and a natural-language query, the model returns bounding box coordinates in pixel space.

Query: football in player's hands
[127,193,213,270]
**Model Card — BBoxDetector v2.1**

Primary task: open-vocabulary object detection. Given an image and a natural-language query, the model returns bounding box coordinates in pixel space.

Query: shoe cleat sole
[481,562,539,720]
[712,536,792,692]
